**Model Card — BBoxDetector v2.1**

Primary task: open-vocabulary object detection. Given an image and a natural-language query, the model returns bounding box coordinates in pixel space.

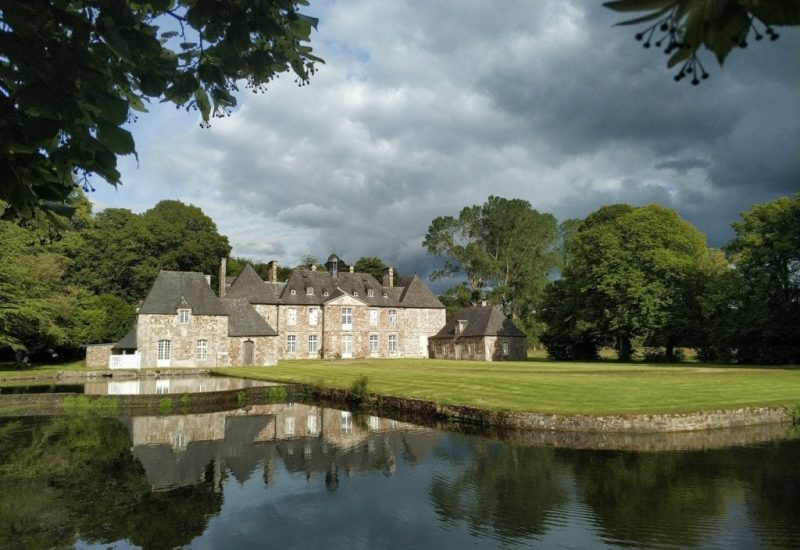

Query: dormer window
[353,291,358,297]
[178,309,190,323]
[290,289,297,295]
[306,287,314,296]
[457,320,468,334]
[367,289,374,297]
[383,292,388,298]
[323,290,330,297]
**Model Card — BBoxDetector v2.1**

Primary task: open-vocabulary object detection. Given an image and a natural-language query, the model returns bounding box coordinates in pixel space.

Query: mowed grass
[217,359,800,415]
[0,361,86,379]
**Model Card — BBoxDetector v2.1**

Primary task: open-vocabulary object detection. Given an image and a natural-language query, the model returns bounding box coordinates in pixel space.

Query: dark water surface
[1,403,798,549]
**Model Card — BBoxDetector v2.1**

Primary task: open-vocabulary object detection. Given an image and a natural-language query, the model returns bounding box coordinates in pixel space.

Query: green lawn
[0,361,87,379]
[216,359,800,415]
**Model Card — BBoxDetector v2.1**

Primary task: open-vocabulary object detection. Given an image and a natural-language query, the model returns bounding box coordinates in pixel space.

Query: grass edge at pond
[214,358,800,416]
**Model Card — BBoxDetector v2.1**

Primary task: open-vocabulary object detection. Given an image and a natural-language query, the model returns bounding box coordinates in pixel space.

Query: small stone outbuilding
[429,306,527,361]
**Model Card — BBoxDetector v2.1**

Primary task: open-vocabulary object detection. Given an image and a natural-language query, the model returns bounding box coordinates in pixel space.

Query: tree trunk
[618,335,633,362]
[665,338,676,362]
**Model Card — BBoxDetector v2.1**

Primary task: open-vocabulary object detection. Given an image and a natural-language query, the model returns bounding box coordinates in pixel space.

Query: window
[308,334,318,354]
[196,339,208,360]
[457,320,468,334]
[369,308,378,326]
[341,307,353,328]
[342,334,353,358]
[502,340,510,356]
[157,339,171,360]
[290,289,296,295]
[307,415,318,434]
[284,416,295,436]
[323,290,329,296]
[178,309,190,323]
[306,287,314,295]
[353,291,358,297]
[287,307,297,326]
[308,307,319,326]
[388,334,397,354]
[383,292,388,298]
[388,309,397,325]
[286,334,297,353]
[341,411,353,435]
[369,334,379,353]
[367,289,374,297]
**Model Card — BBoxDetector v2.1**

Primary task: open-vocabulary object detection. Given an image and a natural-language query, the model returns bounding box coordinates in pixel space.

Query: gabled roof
[396,275,445,309]
[138,271,226,315]
[432,306,526,338]
[225,264,284,304]
[221,298,278,337]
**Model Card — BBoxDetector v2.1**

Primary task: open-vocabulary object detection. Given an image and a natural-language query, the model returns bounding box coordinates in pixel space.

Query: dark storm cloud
[104,0,799,277]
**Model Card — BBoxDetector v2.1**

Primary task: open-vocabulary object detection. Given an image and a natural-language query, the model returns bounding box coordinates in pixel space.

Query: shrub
[349,375,370,403]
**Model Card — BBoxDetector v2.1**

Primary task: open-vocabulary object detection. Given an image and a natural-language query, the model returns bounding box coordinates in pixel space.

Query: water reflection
[0,407,798,549]
[123,403,439,492]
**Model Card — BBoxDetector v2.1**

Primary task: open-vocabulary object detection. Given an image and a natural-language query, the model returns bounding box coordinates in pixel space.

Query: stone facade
[85,343,114,368]
[429,306,528,361]
[137,313,229,368]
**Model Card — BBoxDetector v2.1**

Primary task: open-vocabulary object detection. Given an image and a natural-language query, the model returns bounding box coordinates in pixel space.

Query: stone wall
[226,336,277,366]
[137,313,229,367]
[270,298,444,360]
[483,335,527,361]
[85,343,114,368]
[430,334,526,361]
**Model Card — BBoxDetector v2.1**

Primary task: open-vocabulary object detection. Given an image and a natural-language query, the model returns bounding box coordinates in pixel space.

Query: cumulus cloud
[101,0,799,279]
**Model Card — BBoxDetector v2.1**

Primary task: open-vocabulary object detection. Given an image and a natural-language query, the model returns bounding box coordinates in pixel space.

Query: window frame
[308,334,318,354]
[196,339,208,360]
[286,334,297,353]
[157,339,171,361]
[286,307,297,326]
[178,309,190,324]
[369,333,379,353]
[388,309,397,326]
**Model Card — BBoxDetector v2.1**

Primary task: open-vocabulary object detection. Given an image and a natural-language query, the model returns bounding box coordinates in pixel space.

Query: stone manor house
[103,254,446,368]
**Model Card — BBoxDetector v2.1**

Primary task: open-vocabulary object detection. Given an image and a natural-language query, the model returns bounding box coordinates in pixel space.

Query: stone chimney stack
[388,267,394,288]
[311,264,317,272]
[218,258,227,298]
[205,274,212,286]
[349,265,354,273]
[270,261,278,283]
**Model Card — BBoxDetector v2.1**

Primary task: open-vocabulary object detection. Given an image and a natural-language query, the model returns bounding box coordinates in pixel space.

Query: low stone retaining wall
[3,368,212,382]
[297,384,794,434]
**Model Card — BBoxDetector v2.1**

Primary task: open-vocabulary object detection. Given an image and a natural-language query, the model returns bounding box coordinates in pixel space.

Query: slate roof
[432,306,526,338]
[112,328,137,350]
[138,271,227,315]
[221,298,278,337]
[396,275,446,309]
[226,265,444,309]
[225,264,284,304]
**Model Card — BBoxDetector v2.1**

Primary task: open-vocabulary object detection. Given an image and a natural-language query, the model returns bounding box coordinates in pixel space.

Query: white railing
[109,352,141,370]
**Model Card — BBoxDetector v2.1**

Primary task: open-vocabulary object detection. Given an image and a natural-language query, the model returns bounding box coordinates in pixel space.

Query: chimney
[388,267,394,288]
[205,274,212,286]
[311,264,317,272]
[349,265,354,273]
[218,258,227,298]
[270,261,278,283]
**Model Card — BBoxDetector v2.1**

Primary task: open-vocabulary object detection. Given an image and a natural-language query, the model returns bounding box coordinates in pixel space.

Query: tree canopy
[424,196,559,340]
[0,0,321,221]
[541,204,711,360]
[605,0,800,84]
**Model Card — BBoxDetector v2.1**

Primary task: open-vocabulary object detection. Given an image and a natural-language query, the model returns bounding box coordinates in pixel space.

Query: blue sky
[90,1,799,278]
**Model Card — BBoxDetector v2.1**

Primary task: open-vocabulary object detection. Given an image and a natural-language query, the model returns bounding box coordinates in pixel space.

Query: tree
[65,200,231,303]
[353,256,392,282]
[438,283,477,319]
[423,196,559,340]
[541,204,711,361]
[605,0,800,84]
[715,194,800,364]
[1,0,321,221]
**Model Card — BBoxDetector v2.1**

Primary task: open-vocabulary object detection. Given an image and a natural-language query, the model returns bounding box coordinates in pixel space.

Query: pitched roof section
[221,298,278,337]
[225,264,284,304]
[397,275,445,309]
[112,328,137,350]
[138,271,227,315]
[224,263,443,309]
[432,306,526,338]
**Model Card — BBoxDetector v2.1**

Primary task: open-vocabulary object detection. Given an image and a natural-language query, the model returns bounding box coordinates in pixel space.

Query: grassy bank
[216,359,800,415]
[0,361,86,379]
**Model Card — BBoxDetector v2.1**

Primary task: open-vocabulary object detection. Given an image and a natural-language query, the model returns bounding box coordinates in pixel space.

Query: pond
[0,375,274,396]
[1,401,798,549]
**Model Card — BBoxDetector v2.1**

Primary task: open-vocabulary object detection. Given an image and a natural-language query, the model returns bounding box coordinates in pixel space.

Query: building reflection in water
[120,403,440,492]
